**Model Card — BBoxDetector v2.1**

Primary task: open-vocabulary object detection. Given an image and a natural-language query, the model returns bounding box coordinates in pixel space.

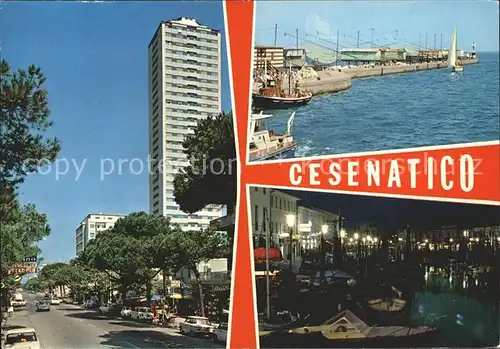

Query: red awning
[254,247,282,261]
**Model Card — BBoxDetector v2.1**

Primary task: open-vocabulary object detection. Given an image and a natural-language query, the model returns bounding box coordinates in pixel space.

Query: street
[4,294,223,349]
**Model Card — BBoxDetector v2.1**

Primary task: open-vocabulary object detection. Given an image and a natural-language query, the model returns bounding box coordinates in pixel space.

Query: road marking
[121,340,141,348]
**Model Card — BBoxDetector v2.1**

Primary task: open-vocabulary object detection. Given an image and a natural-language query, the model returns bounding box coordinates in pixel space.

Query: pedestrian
[7,304,14,317]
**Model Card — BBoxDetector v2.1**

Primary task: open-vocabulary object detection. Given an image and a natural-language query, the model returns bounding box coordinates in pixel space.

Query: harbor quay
[298,58,479,96]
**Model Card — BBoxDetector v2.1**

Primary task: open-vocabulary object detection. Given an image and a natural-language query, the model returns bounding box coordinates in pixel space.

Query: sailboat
[448,29,463,72]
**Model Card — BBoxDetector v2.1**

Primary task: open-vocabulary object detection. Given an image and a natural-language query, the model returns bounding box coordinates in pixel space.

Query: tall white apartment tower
[148,17,223,230]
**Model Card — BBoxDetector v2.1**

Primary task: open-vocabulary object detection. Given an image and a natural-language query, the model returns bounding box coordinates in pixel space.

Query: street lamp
[340,229,346,239]
[286,214,296,270]
[354,233,359,240]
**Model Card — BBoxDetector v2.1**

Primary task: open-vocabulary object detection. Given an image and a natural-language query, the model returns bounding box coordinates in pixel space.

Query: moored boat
[253,61,312,109]
[260,310,438,348]
[249,111,297,162]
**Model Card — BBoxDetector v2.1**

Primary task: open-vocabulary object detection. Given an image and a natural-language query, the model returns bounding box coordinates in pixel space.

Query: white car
[136,307,154,321]
[49,298,62,305]
[4,327,41,349]
[99,304,110,314]
[11,300,27,307]
[212,322,228,343]
[120,306,133,318]
[179,316,213,336]
[36,300,50,312]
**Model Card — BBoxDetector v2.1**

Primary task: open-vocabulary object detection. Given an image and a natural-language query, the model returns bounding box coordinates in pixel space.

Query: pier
[299,58,479,96]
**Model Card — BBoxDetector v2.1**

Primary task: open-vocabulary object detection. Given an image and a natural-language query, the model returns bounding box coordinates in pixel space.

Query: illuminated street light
[373,237,378,243]
[463,230,468,237]
[362,237,366,243]
[449,238,453,243]
[354,233,359,240]
[321,224,328,234]
[424,239,429,244]
[367,235,372,241]
[349,238,353,243]
[340,229,346,238]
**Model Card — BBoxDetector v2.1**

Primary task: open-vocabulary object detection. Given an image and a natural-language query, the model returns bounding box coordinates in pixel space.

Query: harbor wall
[300,71,352,96]
[344,59,479,79]
[302,59,479,96]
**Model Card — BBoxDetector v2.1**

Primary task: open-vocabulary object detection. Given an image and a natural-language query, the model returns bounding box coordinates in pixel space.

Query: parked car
[212,322,228,343]
[10,300,27,308]
[4,327,41,349]
[36,300,50,312]
[50,298,62,305]
[179,316,213,336]
[99,304,110,314]
[84,299,99,309]
[120,306,133,318]
[136,307,154,321]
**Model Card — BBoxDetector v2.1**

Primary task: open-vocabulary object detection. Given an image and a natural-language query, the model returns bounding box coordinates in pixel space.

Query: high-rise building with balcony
[75,213,124,255]
[148,17,223,229]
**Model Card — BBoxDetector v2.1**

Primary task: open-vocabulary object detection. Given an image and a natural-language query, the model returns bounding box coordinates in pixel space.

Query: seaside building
[75,213,124,255]
[254,45,285,69]
[284,48,307,69]
[340,47,407,64]
[147,17,223,229]
[211,188,339,270]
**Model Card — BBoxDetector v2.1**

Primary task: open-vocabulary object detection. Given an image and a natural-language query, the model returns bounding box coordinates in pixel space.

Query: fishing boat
[260,310,438,348]
[448,29,464,72]
[249,111,297,162]
[253,61,312,109]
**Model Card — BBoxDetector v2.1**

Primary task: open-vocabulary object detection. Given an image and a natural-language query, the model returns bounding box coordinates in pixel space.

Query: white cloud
[304,13,331,37]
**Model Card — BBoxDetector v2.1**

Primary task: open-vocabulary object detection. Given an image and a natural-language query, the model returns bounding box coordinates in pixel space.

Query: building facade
[284,48,307,68]
[75,213,123,255]
[297,205,338,252]
[340,47,406,63]
[254,45,285,69]
[148,17,223,229]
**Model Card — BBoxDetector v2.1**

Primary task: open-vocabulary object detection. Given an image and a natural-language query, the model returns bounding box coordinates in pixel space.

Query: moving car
[4,327,41,349]
[179,316,213,336]
[212,322,228,343]
[36,300,51,312]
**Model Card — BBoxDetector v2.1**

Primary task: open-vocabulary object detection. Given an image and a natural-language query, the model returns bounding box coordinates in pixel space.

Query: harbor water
[409,266,499,347]
[268,52,500,157]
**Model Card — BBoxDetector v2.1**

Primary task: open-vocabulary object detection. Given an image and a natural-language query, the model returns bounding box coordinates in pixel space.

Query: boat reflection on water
[409,266,500,347]
[259,310,438,348]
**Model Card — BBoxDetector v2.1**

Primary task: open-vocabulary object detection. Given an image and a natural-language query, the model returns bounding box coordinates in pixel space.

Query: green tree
[0,204,51,292]
[0,60,61,190]
[80,213,176,302]
[173,112,236,214]
[171,229,228,317]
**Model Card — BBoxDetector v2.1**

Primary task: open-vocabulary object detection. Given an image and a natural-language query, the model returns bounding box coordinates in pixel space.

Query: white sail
[448,29,457,68]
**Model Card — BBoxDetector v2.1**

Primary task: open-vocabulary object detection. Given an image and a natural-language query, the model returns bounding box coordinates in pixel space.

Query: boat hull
[253,94,312,110]
[250,144,296,162]
[260,328,439,348]
[452,66,464,72]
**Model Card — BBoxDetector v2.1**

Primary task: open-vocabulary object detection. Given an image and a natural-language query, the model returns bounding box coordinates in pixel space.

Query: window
[254,205,259,232]
[96,222,107,229]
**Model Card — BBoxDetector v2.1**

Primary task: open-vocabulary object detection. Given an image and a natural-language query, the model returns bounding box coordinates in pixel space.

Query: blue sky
[3,2,230,263]
[256,1,500,52]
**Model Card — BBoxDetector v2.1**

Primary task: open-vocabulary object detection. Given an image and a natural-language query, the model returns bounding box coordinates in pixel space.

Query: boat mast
[288,58,292,95]
[264,59,267,88]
